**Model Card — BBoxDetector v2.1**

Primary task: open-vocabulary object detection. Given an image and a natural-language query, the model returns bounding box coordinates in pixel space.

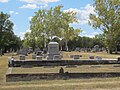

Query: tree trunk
[65,40,68,51]
[108,46,113,54]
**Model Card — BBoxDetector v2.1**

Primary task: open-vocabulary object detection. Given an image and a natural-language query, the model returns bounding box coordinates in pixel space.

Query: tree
[89,0,120,54]
[28,5,81,50]
[0,12,22,53]
[0,12,14,32]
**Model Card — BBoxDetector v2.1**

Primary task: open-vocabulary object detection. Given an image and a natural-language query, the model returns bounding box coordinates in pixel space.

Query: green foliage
[24,5,81,50]
[0,12,22,52]
[68,35,105,50]
[0,12,14,32]
[89,0,120,53]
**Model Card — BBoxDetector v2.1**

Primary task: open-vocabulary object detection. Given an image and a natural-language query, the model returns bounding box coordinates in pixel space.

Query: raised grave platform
[6,65,120,82]
[9,59,120,67]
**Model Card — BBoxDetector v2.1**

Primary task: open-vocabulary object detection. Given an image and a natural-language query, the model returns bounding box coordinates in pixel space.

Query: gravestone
[93,45,99,52]
[74,55,80,59]
[36,51,42,56]
[32,54,36,59]
[47,42,60,60]
[70,55,74,58]
[89,56,94,59]
[96,56,102,60]
[19,55,25,60]
[53,55,61,60]
[34,47,41,54]
[118,57,120,61]
[36,56,42,60]
[17,47,28,56]
[59,67,64,73]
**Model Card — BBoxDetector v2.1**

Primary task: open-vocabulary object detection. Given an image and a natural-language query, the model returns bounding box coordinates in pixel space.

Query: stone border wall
[10,60,120,67]
[6,72,120,82]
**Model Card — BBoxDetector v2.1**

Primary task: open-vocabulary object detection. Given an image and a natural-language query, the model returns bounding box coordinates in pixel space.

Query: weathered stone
[74,55,80,59]
[89,56,94,59]
[47,42,60,60]
[36,56,42,60]
[53,55,61,60]
[19,55,25,60]
[32,54,36,59]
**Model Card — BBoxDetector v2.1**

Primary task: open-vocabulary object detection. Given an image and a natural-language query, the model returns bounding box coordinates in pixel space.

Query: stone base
[47,54,60,60]
[6,72,120,82]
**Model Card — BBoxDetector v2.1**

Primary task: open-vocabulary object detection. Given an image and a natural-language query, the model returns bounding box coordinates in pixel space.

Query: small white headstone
[36,56,42,60]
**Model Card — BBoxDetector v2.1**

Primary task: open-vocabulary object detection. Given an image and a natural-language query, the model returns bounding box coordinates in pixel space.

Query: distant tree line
[52,33,120,53]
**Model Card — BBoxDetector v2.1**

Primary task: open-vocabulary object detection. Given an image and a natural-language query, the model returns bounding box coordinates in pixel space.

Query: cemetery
[6,42,120,82]
[0,0,120,89]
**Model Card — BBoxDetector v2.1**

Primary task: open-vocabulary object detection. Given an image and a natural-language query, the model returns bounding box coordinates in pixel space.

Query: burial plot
[47,42,61,60]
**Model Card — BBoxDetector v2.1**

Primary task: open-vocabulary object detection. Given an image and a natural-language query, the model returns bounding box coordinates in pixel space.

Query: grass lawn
[0,52,120,90]
[12,65,120,74]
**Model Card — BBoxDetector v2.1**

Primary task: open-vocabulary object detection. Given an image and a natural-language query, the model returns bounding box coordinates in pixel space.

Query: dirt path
[1,81,120,89]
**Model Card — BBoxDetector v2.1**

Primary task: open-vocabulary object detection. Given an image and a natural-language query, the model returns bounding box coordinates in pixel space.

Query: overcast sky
[0,0,102,39]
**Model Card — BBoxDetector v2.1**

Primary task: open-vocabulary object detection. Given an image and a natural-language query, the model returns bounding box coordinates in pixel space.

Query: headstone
[89,56,94,59]
[34,47,41,54]
[17,47,28,56]
[53,55,61,60]
[36,56,42,60]
[70,55,74,58]
[36,51,42,56]
[118,57,120,62]
[59,67,64,73]
[47,42,60,60]
[75,47,80,52]
[43,47,47,54]
[19,55,25,60]
[28,47,33,54]
[32,54,36,59]
[74,55,80,59]
[93,45,99,52]
[96,56,102,60]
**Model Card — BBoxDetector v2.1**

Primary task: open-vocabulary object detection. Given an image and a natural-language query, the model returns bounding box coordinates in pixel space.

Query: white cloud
[64,4,95,25]
[0,0,8,3]
[9,11,14,14]
[28,16,33,21]
[19,0,59,9]
[19,0,60,4]
[15,12,19,14]
[19,32,25,40]
[19,29,31,40]
[13,24,17,29]
[20,4,39,9]
[80,32,100,38]
[9,11,19,15]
